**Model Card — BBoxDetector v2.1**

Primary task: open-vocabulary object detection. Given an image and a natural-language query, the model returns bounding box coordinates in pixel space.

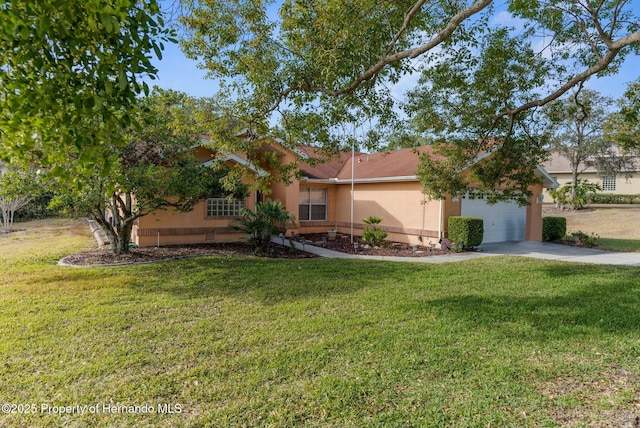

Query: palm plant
[361,216,387,246]
[231,199,296,254]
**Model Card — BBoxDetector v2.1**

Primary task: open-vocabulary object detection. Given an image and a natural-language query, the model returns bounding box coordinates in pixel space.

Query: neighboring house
[541,150,640,201]
[132,142,558,247]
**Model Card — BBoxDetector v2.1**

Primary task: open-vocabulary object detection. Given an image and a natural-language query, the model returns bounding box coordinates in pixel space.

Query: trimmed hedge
[542,216,566,241]
[448,216,484,248]
[588,193,640,204]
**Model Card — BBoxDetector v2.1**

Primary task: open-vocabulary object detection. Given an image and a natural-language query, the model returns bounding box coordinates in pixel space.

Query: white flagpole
[350,129,355,245]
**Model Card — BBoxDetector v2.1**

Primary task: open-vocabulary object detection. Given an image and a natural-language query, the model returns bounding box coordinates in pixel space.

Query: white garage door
[460,193,526,243]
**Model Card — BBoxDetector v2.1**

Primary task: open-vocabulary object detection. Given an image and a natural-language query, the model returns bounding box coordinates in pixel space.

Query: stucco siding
[133,194,255,247]
[543,172,640,201]
[130,143,548,247]
[526,185,543,241]
[327,181,442,245]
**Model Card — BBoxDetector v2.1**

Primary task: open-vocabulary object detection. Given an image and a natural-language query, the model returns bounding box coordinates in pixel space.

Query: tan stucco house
[541,150,640,201]
[132,142,558,247]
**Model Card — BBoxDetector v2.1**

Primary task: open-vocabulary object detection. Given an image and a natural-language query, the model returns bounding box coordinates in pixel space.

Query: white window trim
[299,188,327,221]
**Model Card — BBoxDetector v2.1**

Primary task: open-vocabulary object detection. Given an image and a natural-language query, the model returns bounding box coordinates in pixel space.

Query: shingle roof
[541,148,640,174]
[295,147,360,179]
[540,152,598,173]
[299,146,440,181]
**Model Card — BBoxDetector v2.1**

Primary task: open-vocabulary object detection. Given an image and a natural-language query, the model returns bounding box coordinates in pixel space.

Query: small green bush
[542,216,566,241]
[448,216,483,248]
[361,216,387,246]
[565,230,599,248]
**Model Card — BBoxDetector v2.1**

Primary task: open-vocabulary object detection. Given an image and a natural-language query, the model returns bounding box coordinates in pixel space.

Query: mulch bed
[60,242,318,267]
[293,233,445,258]
[61,233,446,267]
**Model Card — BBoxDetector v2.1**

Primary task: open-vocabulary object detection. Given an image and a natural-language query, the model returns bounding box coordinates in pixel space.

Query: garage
[460,192,527,243]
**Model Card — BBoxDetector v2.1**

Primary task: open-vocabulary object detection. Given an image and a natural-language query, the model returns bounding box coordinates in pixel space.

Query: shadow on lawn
[118,256,640,337]
[425,264,640,338]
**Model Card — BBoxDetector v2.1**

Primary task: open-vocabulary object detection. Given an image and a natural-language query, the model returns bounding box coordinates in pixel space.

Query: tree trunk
[89,210,135,255]
[0,204,9,233]
[114,220,134,254]
[113,234,130,254]
[571,168,578,204]
[0,196,31,233]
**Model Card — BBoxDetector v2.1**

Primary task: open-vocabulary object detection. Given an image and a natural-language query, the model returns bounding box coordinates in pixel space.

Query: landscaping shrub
[588,193,640,204]
[361,216,387,246]
[448,216,483,249]
[565,230,599,248]
[549,179,600,209]
[230,199,296,254]
[13,192,61,221]
[542,216,567,241]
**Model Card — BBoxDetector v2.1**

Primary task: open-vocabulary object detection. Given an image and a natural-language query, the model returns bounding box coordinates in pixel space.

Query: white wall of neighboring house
[541,151,640,203]
[543,172,639,201]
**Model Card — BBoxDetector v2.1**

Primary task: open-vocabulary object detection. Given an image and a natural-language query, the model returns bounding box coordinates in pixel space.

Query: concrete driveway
[478,241,640,266]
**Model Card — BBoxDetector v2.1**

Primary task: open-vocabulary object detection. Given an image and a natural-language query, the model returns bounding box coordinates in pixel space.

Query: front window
[206,198,245,217]
[299,188,327,221]
[601,175,616,192]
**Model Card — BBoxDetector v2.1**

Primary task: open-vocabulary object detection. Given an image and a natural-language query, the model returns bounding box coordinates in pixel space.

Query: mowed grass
[598,238,640,253]
[2,219,640,427]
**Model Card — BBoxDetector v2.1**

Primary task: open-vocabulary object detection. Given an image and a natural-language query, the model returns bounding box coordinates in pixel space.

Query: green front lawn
[1,219,640,427]
[598,237,640,252]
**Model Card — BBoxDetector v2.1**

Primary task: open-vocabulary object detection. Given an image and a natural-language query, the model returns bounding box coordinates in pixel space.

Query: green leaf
[78,148,97,164]
[19,24,30,40]
[118,69,128,91]
[100,156,111,178]
[49,165,65,178]
[152,42,162,60]
[37,15,51,36]
[100,13,114,33]
[83,95,95,109]
[74,94,83,111]
[1,0,179,184]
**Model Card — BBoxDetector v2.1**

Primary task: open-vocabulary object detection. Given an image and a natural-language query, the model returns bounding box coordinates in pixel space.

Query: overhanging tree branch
[260,0,493,118]
[383,0,429,57]
[491,31,640,129]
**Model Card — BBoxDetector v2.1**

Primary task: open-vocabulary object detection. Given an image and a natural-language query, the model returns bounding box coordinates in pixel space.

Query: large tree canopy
[543,86,616,202]
[179,0,640,202]
[606,77,640,150]
[0,0,172,184]
[51,88,248,254]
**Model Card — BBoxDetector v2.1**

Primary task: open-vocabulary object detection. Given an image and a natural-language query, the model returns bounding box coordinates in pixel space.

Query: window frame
[600,175,616,192]
[205,197,245,218]
[298,187,328,221]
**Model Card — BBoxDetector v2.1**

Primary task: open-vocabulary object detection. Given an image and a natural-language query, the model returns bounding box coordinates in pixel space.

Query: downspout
[421,195,426,240]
